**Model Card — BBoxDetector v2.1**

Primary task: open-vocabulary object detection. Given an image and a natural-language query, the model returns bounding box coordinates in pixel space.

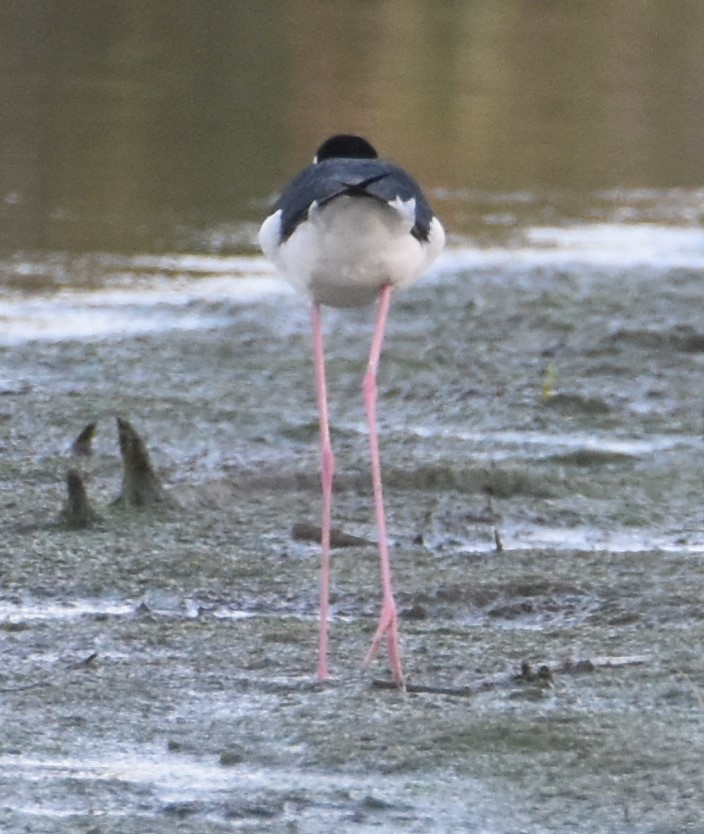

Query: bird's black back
[276,158,435,243]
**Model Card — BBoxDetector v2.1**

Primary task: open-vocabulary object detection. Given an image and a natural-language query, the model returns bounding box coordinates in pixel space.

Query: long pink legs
[311,301,333,681]
[361,284,404,687]
[311,284,404,688]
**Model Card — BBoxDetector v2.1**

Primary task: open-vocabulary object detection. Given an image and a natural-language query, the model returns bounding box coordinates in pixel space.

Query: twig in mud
[485,494,504,552]
[71,421,97,456]
[114,417,174,508]
[0,652,98,693]
[371,654,652,697]
[59,469,102,529]
[291,522,373,548]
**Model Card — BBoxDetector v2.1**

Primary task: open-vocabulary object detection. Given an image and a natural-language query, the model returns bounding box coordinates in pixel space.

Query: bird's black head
[314,134,378,163]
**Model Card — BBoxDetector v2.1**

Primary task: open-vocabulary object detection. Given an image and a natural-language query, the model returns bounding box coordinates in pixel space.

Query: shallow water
[2,2,704,832]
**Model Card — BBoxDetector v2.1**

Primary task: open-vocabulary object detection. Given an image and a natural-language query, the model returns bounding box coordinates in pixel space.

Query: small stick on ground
[0,652,98,693]
[114,417,173,508]
[291,522,373,548]
[71,421,97,456]
[372,654,652,697]
[59,469,102,529]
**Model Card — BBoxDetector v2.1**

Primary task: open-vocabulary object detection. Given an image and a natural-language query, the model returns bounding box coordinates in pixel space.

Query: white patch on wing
[388,196,417,233]
[425,216,446,264]
[258,209,283,260]
[307,200,322,224]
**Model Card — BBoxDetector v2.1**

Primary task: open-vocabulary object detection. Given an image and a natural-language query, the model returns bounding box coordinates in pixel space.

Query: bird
[259,134,445,687]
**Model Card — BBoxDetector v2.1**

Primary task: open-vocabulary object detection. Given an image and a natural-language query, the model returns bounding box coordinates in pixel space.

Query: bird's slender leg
[311,301,334,681]
[362,284,404,688]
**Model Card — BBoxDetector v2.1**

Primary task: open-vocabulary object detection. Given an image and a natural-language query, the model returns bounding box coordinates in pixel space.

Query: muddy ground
[1,253,703,832]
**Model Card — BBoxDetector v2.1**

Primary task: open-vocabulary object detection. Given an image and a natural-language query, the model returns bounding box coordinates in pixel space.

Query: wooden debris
[71,421,97,456]
[372,654,652,697]
[291,522,372,548]
[59,469,102,529]
[0,652,99,693]
[114,417,172,508]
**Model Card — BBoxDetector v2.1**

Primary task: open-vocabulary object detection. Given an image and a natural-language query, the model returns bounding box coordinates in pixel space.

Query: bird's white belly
[269,197,443,308]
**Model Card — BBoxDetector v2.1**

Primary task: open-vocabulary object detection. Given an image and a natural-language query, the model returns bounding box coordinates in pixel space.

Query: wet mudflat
[1,240,704,832]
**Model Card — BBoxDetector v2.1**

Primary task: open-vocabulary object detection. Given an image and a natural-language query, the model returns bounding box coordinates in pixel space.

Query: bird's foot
[363,597,405,689]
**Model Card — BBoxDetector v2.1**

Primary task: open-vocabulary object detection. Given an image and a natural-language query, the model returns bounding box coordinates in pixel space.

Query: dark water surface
[2,1,704,253]
[1,3,704,833]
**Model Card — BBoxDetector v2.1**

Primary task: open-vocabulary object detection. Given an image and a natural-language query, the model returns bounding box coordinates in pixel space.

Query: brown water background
[2,0,704,254]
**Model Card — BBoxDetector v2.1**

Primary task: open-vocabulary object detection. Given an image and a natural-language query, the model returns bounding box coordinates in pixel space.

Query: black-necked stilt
[259,134,445,687]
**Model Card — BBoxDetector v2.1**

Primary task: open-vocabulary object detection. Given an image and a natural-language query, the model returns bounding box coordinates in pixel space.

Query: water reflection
[1,1,703,254]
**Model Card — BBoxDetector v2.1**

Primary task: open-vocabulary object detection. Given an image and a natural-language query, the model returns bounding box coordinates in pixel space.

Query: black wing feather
[276,159,434,243]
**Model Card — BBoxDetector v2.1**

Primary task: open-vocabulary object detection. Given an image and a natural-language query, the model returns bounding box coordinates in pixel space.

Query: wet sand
[1,248,703,832]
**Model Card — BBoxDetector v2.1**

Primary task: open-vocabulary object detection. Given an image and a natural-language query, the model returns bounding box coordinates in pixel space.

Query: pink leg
[311,302,334,681]
[362,284,404,688]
